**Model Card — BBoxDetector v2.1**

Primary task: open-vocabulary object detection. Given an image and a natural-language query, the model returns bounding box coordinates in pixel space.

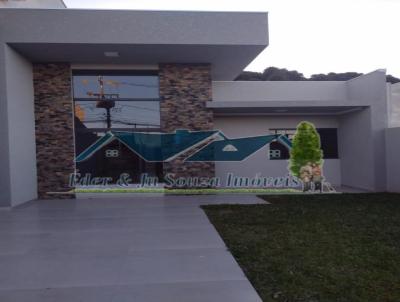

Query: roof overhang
[0,0,66,8]
[0,9,269,80]
[208,101,367,115]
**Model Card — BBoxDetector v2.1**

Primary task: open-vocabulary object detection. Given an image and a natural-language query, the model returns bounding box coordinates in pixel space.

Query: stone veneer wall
[159,64,215,185]
[33,63,75,199]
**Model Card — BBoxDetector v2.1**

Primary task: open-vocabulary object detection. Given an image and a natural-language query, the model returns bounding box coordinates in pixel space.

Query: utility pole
[87,76,119,129]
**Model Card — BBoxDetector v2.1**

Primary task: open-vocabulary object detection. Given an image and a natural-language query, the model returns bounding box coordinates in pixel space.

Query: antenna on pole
[86,76,119,129]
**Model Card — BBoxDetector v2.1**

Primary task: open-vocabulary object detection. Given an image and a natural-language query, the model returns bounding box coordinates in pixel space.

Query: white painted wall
[340,70,388,191]
[214,116,341,186]
[213,81,347,102]
[388,82,400,128]
[338,108,375,190]
[0,44,11,206]
[385,127,400,192]
[4,45,37,206]
[213,70,388,191]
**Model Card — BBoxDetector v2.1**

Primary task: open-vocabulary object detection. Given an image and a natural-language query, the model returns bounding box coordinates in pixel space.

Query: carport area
[0,195,264,301]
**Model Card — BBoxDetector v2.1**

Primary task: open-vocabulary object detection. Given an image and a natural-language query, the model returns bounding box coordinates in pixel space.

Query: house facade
[1,2,399,206]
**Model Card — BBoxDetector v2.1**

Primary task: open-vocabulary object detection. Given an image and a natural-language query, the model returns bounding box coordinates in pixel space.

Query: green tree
[236,67,400,83]
[289,121,323,177]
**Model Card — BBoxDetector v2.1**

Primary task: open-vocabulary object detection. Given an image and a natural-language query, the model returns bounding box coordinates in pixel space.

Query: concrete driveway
[0,195,264,301]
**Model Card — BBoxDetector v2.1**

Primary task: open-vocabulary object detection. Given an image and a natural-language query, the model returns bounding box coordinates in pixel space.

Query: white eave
[0,9,269,80]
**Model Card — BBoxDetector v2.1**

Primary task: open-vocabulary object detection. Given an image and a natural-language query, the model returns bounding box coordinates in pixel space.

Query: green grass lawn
[202,193,400,302]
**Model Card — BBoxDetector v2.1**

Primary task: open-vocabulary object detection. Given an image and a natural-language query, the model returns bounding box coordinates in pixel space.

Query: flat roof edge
[0,7,268,14]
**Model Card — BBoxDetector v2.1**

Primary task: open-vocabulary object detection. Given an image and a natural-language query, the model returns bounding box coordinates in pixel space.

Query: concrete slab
[0,280,261,302]
[0,195,264,301]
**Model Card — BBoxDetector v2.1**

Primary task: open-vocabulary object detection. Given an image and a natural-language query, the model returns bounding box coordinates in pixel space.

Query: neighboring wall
[388,82,400,128]
[339,70,388,191]
[385,127,400,192]
[214,116,341,186]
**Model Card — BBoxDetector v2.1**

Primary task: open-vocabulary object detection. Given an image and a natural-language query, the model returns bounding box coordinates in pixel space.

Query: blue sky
[64,0,400,78]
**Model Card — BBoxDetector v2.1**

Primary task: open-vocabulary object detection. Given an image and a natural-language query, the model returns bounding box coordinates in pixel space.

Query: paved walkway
[0,195,264,301]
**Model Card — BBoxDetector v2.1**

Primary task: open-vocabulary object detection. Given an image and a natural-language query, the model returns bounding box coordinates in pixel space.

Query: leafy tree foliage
[289,122,323,177]
[309,72,362,81]
[236,71,264,81]
[236,67,306,81]
[263,67,306,81]
[386,75,400,84]
[236,67,400,83]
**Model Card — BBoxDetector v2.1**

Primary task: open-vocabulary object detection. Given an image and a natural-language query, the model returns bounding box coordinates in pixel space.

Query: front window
[269,128,339,160]
[73,70,160,130]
